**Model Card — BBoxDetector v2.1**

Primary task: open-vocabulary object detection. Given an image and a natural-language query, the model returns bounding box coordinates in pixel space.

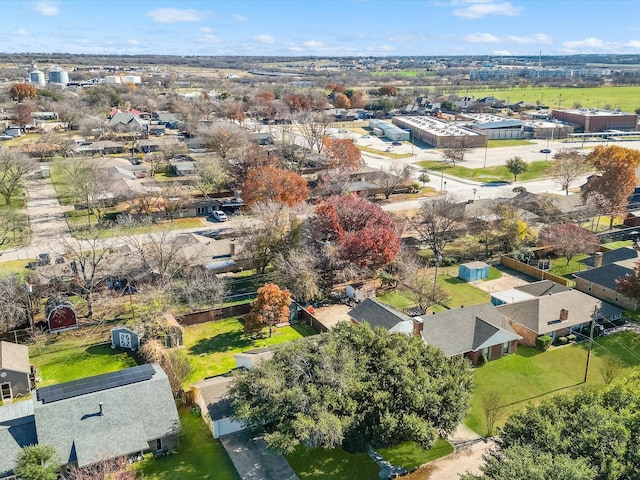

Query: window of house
[482,347,489,359]
[196,207,206,215]
[0,383,11,400]
[156,438,162,451]
[502,342,510,354]
[588,282,592,292]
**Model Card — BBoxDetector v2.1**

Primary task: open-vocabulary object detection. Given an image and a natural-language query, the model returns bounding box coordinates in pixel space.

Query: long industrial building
[392,116,486,148]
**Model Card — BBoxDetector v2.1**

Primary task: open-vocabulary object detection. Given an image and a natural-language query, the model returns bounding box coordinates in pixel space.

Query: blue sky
[3,0,640,56]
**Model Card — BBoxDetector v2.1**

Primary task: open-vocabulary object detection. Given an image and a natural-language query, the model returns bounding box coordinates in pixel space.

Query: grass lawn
[182,317,317,385]
[134,407,240,480]
[30,331,141,386]
[417,160,554,183]
[466,330,640,435]
[603,240,633,249]
[376,290,416,310]
[0,258,35,279]
[288,438,453,479]
[69,216,205,238]
[484,267,502,281]
[437,274,490,308]
[548,253,589,278]
[487,139,535,148]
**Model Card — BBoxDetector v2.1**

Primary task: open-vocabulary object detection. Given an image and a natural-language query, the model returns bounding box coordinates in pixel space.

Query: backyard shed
[161,312,184,348]
[458,261,490,282]
[0,341,33,401]
[45,297,78,332]
[110,326,142,351]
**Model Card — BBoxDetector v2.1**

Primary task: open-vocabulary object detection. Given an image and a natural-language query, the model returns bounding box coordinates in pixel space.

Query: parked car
[211,210,228,222]
[540,148,551,154]
[361,135,370,138]
[392,141,403,146]
[385,147,394,152]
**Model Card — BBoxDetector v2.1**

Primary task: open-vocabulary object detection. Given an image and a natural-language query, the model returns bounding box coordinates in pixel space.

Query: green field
[370,70,437,77]
[417,159,554,183]
[456,85,640,112]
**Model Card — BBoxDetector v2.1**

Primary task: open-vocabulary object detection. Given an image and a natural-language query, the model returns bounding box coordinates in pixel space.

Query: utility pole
[584,306,599,383]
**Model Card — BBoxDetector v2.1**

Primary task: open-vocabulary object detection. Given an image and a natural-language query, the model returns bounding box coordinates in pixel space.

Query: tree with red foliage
[242,165,308,207]
[284,94,311,112]
[326,84,346,94]
[332,93,351,109]
[537,223,599,265]
[581,145,640,227]
[349,90,369,109]
[322,137,364,171]
[244,283,292,337]
[379,85,399,96]
[8,83,37,102]
[313,195,400,268]
[616,262,640,300]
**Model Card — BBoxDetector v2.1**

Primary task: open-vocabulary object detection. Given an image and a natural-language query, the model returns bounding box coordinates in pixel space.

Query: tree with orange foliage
[379,85,399,96]
[313,195,400,268]
[284,94,311,112]
[244,283,291,337]
[581,145,640,227]
[322,137,364,171]
[8,83,38,102]
[332,92,351,109]
[326,84,346,94]
[349,90,369,109]
[242,165,308,207]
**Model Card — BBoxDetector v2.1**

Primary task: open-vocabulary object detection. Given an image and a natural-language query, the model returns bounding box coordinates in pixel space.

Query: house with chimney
[496,281,623,346]
[347,299,521,364]
[0,363,179,478]
[573,248,640,310]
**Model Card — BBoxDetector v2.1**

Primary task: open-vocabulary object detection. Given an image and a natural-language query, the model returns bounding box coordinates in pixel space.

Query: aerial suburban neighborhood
[2,1,640,479]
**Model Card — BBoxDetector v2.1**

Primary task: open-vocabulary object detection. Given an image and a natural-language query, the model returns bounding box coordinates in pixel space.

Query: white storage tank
[48,66,69,85]
[29,69,46,86]
[121,75,141,84]
[103,75,121,84]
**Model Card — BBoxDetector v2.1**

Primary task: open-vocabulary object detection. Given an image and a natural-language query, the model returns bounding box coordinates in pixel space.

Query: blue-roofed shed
[458,261,490,282]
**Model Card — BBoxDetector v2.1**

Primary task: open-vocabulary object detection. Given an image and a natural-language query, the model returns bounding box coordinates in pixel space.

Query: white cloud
[493,49,511,55]
[200,27,213,33]
[379,45,396,52]
[463,32,500,43]
[35,1,59,16]
[304,40,324,48]
[454,2,522,19]
[128,39,140,46]
[625,40,640,49]
[506,33,553,44]
[232,14,248,22]
[197,34,223,44]
[12,28,30,36]
[562,37,604,50]
[254,34,275,44]
[147,8,205,24]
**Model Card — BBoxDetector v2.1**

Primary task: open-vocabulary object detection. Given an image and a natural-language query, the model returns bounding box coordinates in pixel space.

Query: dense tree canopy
[244,283,291,337]
[14,445,59,480]
[242,165,308,207]
[480,377,640,480]
[230,322,472,454]
[505,156,528,182]
[322,137,364,171]
[313,195,400,268]
[8,82,38,101]
[581,145,640,222]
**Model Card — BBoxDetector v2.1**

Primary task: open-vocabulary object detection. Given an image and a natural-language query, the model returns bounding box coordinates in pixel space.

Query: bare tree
[0,148,36,206]
[405,269,450,311]
[149,139,188,176]
[239,202,303,274]
[63,456,135,480]
[441,137,473,167]
[125,188,162,216]
[198,122,248,160]
[140,338,191,397]
[159,183,189,222]
[192,156,229,197]
[274,248,322,303]
[412,195,465,262]
[482,390,505,436]
[0,276,31,333]
[168,269,228,308]
[551,149,589,195]
[297,111,331,154]
[375,163,413,199]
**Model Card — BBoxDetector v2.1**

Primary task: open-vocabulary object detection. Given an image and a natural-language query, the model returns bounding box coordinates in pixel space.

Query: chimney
[412,317,423,338]
[99,402,104,416]
[560,309,569,321]
[594,252,603,268]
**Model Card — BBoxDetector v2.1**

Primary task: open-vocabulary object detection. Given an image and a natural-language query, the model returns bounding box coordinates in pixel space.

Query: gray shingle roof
[496,289,623,335]
[581,247,640,267]
[0,402,37,478]
[421,303,521,357]
[192,375,234,421]
[348,298,411,330]
[33,364,179,468]
[0,341,30,374]
[515,280,571,297]
[574,264,634,291]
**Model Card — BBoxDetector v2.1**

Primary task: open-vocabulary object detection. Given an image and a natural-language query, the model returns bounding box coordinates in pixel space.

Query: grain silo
[29,69,46,86]
[48,66,69,85]
[121,75,142,84]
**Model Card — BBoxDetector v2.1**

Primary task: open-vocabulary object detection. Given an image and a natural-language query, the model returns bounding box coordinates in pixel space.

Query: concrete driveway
[220,430,299,480]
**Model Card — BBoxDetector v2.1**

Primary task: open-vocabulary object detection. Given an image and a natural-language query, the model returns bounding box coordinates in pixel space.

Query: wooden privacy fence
[500,255,576,287]
[178,303,252,326]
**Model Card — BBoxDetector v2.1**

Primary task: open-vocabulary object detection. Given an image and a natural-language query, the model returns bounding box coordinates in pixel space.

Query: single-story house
[491,280,571,305]
[497,288,623,346]
[349,299,521,364]
[171,161,196,176]
[33,363,179,472]
[0,401,38,479]
[192,375,244,439]
[415,303,521,364]
[458,261,490,282]
[573,248,640,310]
[0,342,32,402]
[110,326,142,351]
[74,140,125,155]
[107,111,146,134]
